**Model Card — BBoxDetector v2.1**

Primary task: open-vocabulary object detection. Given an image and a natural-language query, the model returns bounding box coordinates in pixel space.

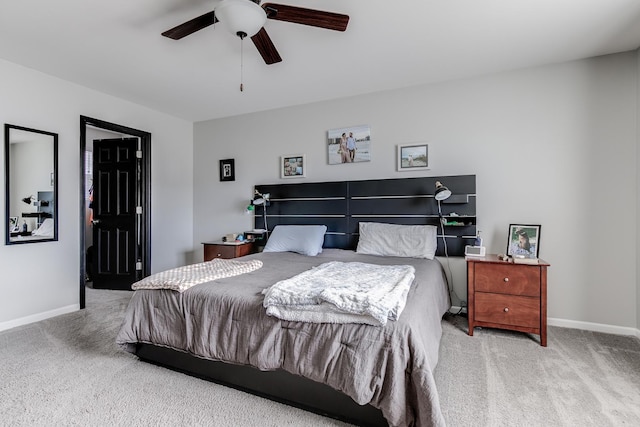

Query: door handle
[91,219,101,225]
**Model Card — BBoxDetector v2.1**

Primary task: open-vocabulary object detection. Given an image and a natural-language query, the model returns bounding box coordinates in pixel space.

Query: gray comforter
[116,249,450,426]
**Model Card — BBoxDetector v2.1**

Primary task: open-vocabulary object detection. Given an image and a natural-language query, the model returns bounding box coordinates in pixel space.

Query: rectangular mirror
[5,124,58,244]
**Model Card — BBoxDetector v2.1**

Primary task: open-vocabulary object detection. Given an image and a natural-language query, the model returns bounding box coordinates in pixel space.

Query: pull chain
[239,32,245,92]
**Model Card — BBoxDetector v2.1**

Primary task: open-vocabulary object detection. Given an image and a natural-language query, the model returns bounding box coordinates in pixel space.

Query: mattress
[116,249,450,426]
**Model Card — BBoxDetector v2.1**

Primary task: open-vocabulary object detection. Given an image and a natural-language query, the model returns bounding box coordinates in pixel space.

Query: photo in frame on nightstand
[506,224,541,264]
[507,224,540,257]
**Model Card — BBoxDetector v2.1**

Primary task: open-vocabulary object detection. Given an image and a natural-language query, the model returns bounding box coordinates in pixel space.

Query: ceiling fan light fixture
[215,0,267,38]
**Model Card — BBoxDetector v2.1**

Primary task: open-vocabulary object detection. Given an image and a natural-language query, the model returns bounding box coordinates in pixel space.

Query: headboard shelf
[255,175,476,256]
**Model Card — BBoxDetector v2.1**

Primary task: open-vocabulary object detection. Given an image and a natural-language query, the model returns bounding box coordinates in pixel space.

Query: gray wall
[0,58,194,330]
[194,51,639,334]
[2,49,637,336]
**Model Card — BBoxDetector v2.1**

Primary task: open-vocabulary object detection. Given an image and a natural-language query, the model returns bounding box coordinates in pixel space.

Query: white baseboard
[548,317,640,338]
[447,307,640,339]
[0,304,80,333]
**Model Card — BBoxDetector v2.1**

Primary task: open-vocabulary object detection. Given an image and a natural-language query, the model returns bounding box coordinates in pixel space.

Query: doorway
[79,116,151,309]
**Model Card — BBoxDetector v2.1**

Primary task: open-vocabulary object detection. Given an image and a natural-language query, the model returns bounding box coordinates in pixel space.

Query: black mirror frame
[4,124,59,245]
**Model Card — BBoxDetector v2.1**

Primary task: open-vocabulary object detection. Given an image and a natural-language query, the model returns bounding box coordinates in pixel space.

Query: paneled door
[91,138,141,290]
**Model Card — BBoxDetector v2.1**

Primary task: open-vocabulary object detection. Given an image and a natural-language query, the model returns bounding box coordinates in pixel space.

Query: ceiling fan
[162,0,350,65]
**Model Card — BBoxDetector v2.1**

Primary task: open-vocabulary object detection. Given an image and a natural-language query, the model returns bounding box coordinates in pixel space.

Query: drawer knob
[503,277,509,283]
[503,307,509,313]
[217,253,222,257]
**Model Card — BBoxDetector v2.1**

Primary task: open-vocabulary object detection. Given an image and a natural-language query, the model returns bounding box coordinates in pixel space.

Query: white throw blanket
[132,258,263,292]
[262,261,415,326]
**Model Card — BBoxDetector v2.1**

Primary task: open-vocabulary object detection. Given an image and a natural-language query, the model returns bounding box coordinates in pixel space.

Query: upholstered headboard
[254,175,476,256]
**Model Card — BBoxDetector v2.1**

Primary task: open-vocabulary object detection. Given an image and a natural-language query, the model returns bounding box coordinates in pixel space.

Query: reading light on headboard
[248,190,270,236]
[434,181,451,201]
[433,180,464,305]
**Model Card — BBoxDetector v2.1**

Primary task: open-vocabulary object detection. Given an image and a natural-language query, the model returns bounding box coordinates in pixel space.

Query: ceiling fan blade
[162,11,218,40]
[262,3,349,32]
[251,27,282,65]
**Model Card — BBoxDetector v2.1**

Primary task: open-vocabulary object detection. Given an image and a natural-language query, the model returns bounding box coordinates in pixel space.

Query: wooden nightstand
[203,241,256,261]
[466,255,550,346]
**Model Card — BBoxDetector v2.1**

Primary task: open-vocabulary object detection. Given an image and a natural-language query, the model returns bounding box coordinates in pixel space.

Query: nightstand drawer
[203,242,255,261]
[206,245,236,259]
[475,293,540,328]
[474,263,540,297]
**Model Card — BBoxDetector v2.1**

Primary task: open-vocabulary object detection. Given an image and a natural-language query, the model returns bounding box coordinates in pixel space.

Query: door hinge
[136,262,143,271]
[136,150,143,159]
[136,206,143,214]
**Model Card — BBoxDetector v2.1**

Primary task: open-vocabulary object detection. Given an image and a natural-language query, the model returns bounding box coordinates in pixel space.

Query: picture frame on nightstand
[506,224,540,258]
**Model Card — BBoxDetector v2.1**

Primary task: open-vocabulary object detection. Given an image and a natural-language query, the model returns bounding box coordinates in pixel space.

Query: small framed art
[281,155,306,179]
[9,216,18,232]
[506,224,541,258]
[219,159,235,182]
[397,143,429,171]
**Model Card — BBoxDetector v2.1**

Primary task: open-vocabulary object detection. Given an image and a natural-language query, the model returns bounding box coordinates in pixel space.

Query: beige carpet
[435,313,640,426]
[0,288,638,426]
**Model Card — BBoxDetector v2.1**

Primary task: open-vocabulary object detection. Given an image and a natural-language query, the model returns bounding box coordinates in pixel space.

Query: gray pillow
[263,225,327,256]
[356,222,437,259]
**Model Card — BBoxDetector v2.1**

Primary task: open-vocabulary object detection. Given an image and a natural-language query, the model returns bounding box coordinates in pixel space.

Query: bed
[117,249,450,426]
[9,218,55,242]
[116,176,477,427]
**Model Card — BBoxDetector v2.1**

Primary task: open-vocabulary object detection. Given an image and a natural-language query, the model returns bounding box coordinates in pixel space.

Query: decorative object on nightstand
[465,230,485,256]
[466,254,550,346]
[202,240,256,261]
[464,245,486,257]
[245,229,268,247]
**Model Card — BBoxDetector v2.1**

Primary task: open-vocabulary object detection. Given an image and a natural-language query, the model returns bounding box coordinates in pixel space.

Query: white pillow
[263,225,327,256]
[356,222,437,259]
[32,218,54,237]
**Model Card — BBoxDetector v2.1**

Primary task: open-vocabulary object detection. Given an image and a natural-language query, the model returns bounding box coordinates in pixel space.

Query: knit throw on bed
[132,258,263,292]
[262,261,415,326]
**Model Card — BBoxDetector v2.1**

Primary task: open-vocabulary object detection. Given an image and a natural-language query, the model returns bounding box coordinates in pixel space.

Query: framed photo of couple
[327,125,371,165]
[506,224,541,258]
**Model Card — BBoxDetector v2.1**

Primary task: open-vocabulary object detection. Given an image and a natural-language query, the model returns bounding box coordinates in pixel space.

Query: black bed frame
[136,344,388,426]
[136,175,476,426]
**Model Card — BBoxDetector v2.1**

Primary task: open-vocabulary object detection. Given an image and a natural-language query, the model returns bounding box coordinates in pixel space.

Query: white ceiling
[1,0,640,122]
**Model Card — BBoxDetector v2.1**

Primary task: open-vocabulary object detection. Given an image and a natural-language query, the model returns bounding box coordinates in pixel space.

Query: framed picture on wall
[281,154,306,179]
[397,143,429,171]
[327,125,371,165]
[219,159,235,182]
[9,216,18,232]
[506,224,541,258]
